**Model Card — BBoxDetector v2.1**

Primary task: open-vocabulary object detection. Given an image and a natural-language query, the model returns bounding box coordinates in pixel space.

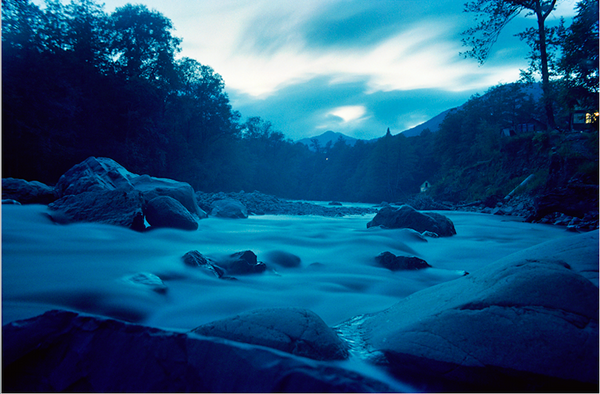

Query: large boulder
[341,231,599,392]
[48,190,145,231]
[55,157,136,197]
[144,196,198,231]
[55,157,204,222]
[2,178,57,204]
[367,205,456,236]
[2,310,391,392]
[192,308,349,361]
[210,198,248,218]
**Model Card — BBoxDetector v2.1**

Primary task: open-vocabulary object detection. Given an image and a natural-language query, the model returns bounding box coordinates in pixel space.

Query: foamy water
[2,204,574,332]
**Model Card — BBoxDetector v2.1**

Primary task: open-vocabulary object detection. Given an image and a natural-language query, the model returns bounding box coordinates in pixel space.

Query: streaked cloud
[66,0,577,139]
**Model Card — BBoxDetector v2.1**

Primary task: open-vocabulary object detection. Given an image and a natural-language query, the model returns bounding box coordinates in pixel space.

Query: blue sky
[61,0,577,140]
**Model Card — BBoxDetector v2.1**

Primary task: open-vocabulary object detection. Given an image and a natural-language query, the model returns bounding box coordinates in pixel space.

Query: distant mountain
[298,130,358,150]
[399,108,456,137]
[398,83,544,137]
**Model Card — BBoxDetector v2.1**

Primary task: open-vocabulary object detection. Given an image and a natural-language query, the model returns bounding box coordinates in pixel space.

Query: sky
[46,0,577,140]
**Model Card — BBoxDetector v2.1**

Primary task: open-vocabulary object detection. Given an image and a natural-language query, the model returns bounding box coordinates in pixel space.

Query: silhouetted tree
[559,0,599,112]
[462,0,561,129]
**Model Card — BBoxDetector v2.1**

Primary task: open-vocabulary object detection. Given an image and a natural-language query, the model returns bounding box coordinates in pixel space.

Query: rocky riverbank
[2,156,597,232]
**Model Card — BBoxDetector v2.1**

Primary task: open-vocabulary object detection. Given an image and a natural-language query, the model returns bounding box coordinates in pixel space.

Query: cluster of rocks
[2,157,378,232]
[2,309,385,393]
[183,250,266,279]
[2,157,205,231]
[196,190,377,217]
[4,230,598,392]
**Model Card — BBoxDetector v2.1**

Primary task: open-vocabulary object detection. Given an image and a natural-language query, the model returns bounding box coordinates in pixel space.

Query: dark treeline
[3,0,598,204]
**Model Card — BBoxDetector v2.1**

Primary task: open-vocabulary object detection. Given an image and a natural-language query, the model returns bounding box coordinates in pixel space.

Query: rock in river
[48,190,145,230]
[367,205,456,237]
[375,251,431,271]
[145,196,198,231]
[343,230,599,392]
[210,198,248,218]
[2,178,57,204]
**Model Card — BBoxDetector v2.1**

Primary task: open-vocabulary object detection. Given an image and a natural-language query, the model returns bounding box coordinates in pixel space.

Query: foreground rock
[145,196,198,230]
[48,190,145,230]
[192,308,349,361]
[339,231,599,392]
[3,310,390,392]
[2,178,57,204]
[367,205,456,236]
[375,251,431,271]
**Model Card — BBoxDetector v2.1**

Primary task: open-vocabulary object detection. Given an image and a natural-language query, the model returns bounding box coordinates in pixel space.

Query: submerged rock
[48,190,145,230]
[375,251,431,271]
[192,308,349,361]
[2,178,57,204]
[122,272,167,294]
[2,310,390,392]
[263,250,302,268]
[145,196,198,231]
[352,232,599,392]
[367,205,456,236]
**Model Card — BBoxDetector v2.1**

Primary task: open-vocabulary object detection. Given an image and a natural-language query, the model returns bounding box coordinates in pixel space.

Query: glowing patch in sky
[329,105,366,123]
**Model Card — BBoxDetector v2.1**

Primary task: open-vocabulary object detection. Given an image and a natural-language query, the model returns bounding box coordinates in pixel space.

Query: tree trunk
[535,0,557,130]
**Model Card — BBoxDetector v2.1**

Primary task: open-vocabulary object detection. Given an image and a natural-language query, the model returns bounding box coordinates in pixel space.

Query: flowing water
[2,204,574,331]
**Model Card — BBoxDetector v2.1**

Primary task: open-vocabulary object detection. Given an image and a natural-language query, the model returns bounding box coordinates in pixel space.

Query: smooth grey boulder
[375,251,431,271]
[192,308,349,361]
[344,232,599,391]
[2,310,390,393]
[367,205,456,236]
[210,198,248,218]
[48,190,145,230]
[2,178,57,204]
[144,196,198,231]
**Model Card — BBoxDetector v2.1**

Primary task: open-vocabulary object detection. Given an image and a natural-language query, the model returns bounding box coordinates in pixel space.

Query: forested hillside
[2,0,598,204]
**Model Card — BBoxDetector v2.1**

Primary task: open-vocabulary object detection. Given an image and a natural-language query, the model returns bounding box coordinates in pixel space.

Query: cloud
[93,0,576,140]
[329,106,367,123]
[229,76,478,140]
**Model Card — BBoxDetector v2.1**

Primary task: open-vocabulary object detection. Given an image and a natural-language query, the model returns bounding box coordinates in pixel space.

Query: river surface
[2,204,575,332]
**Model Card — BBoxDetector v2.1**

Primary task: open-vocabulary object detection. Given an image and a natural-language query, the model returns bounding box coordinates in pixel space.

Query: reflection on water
[2,205,575,331]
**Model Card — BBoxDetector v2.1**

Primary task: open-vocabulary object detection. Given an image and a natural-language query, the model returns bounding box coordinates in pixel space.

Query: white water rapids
[2,203,575,332]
